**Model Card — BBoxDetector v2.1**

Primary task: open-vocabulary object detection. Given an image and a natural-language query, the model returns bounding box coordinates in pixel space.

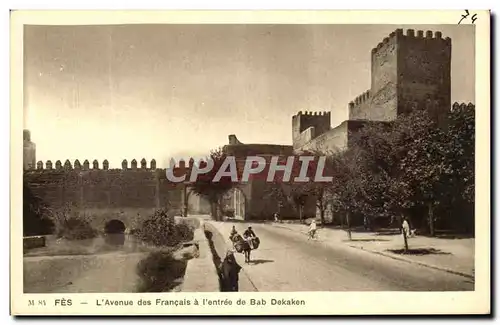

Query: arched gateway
[222,187,247,220]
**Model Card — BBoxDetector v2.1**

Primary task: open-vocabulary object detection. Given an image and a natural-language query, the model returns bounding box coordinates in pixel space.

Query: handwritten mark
[458,10,478,24]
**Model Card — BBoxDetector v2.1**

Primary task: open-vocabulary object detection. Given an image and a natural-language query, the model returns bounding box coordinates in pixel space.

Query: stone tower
[349,28,452,122]
[291,111,331,149]
[23,129,36,170]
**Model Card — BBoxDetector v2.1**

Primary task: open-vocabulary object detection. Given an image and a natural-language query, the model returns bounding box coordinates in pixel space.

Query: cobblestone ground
[210,221,474,292]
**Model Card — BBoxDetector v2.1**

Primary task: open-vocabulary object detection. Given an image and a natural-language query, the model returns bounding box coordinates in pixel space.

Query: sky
[23,24,475,168]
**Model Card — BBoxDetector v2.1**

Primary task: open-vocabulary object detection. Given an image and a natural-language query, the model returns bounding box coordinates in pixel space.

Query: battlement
[348,90,371,109]
[24,162,185,214]
[348,90,372,120]
[294,111,331,117]
[292,110,332,149]
[366,27,453,122]
[452,102,475,112]
[170,158,202,169]
[31,158,159,171]
[371,28,451,55]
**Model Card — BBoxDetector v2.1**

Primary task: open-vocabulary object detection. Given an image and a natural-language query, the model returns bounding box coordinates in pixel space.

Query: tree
[305,183,333,225]
[23,179,54,236]
[264,182,295,216]
[264,151,328,223]
[342,122,399,228]
[300,152,336,225]
[330,111,445,239]
[442,103,475,233]
[325,103,476,240]
[342,109,451,236]
[291,187,309,223]
[328,151,361,240]
[388,105,476,236]
[395,114,448,236]
[264,182,309,222]
[445,104,475,202]
[189,147,234,221]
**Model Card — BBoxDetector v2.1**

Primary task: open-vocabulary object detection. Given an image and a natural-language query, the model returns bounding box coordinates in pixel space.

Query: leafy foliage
[175,222,195,242]
[23,181,54,236]
[136,209,195,247]
[136,251,187,292]
[328,104,475,235]
[446,104,475,204]
[189,147,234,220]
[51,205,98,240]
[265,179,314,222]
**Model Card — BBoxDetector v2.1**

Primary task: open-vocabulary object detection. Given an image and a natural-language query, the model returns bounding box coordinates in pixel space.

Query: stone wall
[24,162,191,229]
[181,221,220,292]
[298,122,348,153]
[367,29,452,122]
[397,29,452,120]
[224,143,294,157]
[369,31,399,121]
[348,90,372,120]
[292,126,316,150]
[223,137,305,221]
[297,120,389,154]
[25,169,183,209]
[292,111,331,148]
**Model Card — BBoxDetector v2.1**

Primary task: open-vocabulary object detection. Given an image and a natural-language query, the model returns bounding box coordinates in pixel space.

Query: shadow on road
[249,259,274,265]
[387,248,452,256]
[347,239,390,242]
[203,230,223,292]
[434,233,475,240]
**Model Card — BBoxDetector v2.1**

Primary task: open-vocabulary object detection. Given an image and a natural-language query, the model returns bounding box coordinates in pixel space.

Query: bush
[177,217,201,230]
[23,181,54,236]
[176,223,195,242]
[54,216,98,240]
[136,251,187,292]
[136,209,195,247]
[51,206,97,240]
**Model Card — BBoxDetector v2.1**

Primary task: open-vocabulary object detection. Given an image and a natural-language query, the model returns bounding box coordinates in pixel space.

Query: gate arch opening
[222,187,247,220]
[186,188,211,215]
[104,219,126,234]
[104,219,126,246]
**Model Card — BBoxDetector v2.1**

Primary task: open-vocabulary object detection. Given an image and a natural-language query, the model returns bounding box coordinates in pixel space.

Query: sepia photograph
[12,10,490,315]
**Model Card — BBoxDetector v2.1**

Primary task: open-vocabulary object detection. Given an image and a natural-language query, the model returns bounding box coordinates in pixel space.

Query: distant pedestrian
[220,250,242,292]
[402,218,410,238]
[273,212,280,223]
[308,219,317,240]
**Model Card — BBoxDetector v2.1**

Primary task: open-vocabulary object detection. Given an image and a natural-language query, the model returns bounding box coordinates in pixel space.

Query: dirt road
[211,222,474,291]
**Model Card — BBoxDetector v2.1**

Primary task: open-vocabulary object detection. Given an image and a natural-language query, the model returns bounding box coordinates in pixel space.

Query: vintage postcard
[11,10,490,315]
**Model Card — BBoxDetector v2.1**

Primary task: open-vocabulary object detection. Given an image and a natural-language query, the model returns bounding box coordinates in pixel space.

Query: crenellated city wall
[23,158,196,228]
[348,90,371,120]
